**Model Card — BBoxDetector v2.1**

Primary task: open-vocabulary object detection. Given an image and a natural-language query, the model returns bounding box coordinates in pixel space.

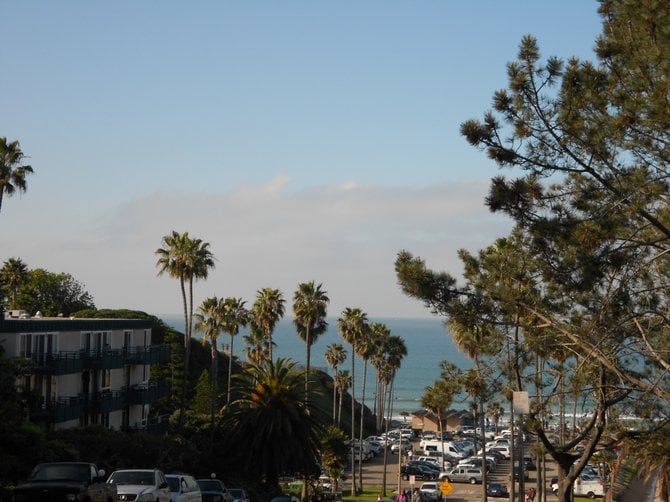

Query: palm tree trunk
[211,338,218,430]
[350,353,357,496]
[227,335,234,405]
[305,326,311,404]
[358,359,368,490]
[337,386,343,427]
[381,377,393,497]
[332,369,338,424]
[178,276,189,430]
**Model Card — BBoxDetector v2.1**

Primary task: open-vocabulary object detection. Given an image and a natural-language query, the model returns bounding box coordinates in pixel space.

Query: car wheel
[587,492,596,499]
[469,478,477,484]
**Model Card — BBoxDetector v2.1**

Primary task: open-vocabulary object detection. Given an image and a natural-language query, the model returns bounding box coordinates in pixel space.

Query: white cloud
[2,176,513,318]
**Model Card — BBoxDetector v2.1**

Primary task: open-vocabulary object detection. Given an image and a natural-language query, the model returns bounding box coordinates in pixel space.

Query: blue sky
[2,1,602,318]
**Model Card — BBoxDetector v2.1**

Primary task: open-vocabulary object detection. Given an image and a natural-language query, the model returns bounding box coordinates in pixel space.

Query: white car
[367,440,383,456]
[107,468,170,502]
[390,439,411,454]
[166,473,202,502]
[419,482,442,501]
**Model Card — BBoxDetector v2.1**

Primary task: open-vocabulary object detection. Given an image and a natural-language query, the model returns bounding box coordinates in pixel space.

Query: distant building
[0,310,170,432]
[410,408,473,433]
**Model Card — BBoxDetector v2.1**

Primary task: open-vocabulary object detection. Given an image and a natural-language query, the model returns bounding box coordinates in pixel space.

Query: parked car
[197,478,231,502]
[486,482,509,498]
[481,445,511,459]
[401,463,439,481]
[523,455,537,471]
[456,457,495,472]
[439,467,484,484]
[574,475,605,499]
[227,488,250,502]
[414,456,441,469]
[12,462,116,502]
[419,482,442,501]
[166,474,202,502]
[107,468,170,502]
[391,439,411,454]
[367,440,383,456]
[511,466,529,481]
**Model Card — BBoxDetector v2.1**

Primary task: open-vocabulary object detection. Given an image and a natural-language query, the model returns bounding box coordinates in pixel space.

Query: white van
[573,476,605,498]
[421,440,468,459]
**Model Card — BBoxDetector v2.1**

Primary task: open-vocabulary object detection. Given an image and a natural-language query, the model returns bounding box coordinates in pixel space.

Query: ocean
[159,315,474,417]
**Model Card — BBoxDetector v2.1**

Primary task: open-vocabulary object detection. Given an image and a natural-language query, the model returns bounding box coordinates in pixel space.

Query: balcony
[24,345,170,375]
[82,349,125,370]
[27,352,82,375]
[32,397,85,423]
[96,390,125,414]
[124,345,171,365]
[125,381,170,405]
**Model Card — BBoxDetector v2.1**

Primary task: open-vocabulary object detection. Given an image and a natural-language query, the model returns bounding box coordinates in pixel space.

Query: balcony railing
[124,381,170,405]
[82,349,125,370]
[24,345,171,374]
[123,345,171,365]
[27,352,82,375]
[37,381,170,424]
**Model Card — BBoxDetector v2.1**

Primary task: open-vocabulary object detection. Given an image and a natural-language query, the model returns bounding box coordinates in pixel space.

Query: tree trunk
[227,335,234,404]
[350,350,357,496]
[358,359,368,490]
[178,276,189,430]
[332,369,338,424]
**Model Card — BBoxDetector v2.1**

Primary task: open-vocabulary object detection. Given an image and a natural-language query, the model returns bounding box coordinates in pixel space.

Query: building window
[100,369,111,389]
[81,332,109,353]
[19,333,57,357]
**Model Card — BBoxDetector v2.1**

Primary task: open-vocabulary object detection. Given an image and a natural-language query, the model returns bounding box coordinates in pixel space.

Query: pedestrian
[396,489,408,502]
[412,487,423,502]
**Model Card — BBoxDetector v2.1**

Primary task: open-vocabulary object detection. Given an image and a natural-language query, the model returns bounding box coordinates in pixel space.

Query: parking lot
[347,439,559,502]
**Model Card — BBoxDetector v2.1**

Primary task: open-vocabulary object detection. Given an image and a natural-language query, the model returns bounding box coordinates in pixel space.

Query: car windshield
[109,471,154,485]
[32,464,89,482]
[198,480,222,491]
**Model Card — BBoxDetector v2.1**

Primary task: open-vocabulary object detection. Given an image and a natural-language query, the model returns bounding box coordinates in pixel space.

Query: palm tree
[221,297,250,404]
[325,343,347,423]
[356,322,381,490]
[252,288,285,361]
[0,257,29,309]
[194,296,225,426]
[243,322,269,365]
[293,281,329,401]
[221,358,323,490]
[335,370,351,427]
[0,137,34,215]
[156,230,215,428]
[381,334,407,497]
[337,307,369,496]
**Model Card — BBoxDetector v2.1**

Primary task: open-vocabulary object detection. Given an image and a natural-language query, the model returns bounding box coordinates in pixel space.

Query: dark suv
[401,462,439,480]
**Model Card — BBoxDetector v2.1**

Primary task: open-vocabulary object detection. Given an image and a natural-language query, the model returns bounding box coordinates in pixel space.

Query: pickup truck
[12,461,117,502]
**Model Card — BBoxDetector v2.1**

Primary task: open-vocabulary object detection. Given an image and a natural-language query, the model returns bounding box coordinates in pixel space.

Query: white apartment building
[0,310,170,432]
